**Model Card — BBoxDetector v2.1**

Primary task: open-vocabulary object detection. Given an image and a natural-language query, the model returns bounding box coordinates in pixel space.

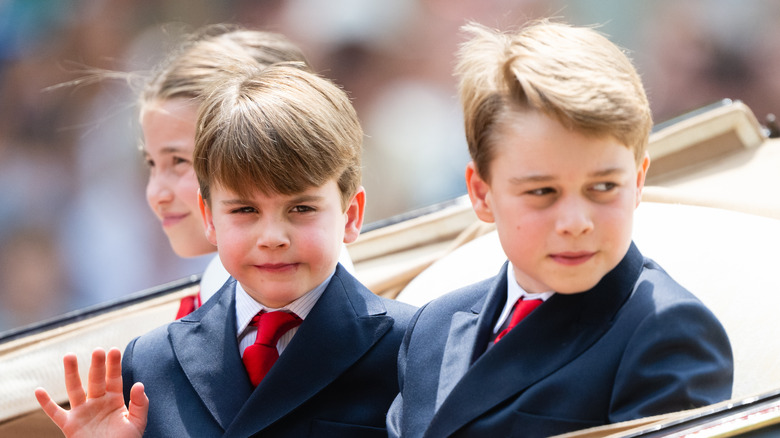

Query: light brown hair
[194,64,363,211]
[456,20,652,182]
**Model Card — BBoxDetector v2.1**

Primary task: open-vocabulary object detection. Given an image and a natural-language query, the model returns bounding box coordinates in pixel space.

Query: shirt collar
[493,263,555,332]
[235,271,334,337]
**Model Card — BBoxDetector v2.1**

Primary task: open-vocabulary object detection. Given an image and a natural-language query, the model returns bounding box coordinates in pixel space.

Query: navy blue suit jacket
[387,243,733,437]
[122,264,416,437]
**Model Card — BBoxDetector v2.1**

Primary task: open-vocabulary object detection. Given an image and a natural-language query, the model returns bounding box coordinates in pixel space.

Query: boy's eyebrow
[218,193,326,205]
[589,167,628,178]
[509,168,628,185]
[509,174,555,185]
[288,194,325,203]
[220,198,249,206]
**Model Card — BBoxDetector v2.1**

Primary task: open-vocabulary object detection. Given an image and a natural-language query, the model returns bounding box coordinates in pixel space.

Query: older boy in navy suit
[36,65,415,437]
[386,20,733,437]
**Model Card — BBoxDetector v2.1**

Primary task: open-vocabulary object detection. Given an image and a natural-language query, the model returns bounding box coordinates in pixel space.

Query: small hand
[35,347,148,438]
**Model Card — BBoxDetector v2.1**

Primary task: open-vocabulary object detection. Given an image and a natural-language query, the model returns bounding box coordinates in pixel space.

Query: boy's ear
[198,190,218,246]
[343,186,366,244]
[635,152,651,207]
[466,162,495,223]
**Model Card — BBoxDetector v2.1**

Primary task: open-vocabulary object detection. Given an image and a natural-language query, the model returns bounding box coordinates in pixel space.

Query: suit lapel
[435,270,506,410]
[168,279,254,431]
[426,243,644,437]
[224,266,394,436]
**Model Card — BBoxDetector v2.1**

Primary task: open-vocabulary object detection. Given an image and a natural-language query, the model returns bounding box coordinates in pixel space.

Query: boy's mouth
[549,251,595,266]
[255,263,298,273]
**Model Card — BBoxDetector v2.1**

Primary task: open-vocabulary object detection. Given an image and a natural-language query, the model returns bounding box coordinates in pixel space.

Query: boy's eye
[144,158,155,168]
[291,205,315,213]
[231,206,257,214]
[526,187,556,196]
[591,182,617,192]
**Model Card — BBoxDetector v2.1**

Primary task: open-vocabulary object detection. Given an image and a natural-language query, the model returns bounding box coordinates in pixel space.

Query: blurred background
[1,0,778,332]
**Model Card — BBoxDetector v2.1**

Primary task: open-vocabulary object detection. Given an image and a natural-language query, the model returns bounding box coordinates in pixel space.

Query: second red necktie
[242,311,302,386]
[494,298,543,343]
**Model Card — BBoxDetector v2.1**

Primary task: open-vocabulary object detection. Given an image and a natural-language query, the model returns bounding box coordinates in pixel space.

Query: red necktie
[494,298,543,343]
[242,311,302,386]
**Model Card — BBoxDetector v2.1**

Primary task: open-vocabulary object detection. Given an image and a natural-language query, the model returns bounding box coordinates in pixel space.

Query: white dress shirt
[235,272,333,356]
[493,263,555,335]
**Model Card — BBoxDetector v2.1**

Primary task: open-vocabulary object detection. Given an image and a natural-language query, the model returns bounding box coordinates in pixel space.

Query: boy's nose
[555,198,594,236]
[256,221,290,249]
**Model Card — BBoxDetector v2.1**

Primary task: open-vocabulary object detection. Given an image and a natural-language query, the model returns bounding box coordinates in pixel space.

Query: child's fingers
[127,382,149,433]
[62,353,87,407]
[34,387,67,429]
[105,347,123,394]
[86,348,108,400]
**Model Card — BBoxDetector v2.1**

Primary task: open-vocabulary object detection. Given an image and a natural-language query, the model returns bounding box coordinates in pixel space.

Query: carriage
[2,99,780,436]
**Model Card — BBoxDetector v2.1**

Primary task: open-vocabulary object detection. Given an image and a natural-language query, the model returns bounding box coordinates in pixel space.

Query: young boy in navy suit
[35,65,416,437]
[387,20,733,437]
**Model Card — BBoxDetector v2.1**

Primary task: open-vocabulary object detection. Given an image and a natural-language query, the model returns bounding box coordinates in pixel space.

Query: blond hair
[194,65,363,211]
[141,24,309,113]
[456,20,652,181]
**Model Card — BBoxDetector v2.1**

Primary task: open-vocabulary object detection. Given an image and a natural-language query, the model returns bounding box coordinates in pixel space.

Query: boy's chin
[241,284,307,308]
[241,279,332,309]
[247,294,301,309]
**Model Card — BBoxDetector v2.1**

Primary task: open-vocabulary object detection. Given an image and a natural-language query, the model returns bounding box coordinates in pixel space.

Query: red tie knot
[252,311,302,347]
[510,298,543,325]
[494,298,544,343]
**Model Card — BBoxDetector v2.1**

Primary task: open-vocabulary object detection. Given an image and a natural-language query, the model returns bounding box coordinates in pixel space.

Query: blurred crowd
[1,0,778,331]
